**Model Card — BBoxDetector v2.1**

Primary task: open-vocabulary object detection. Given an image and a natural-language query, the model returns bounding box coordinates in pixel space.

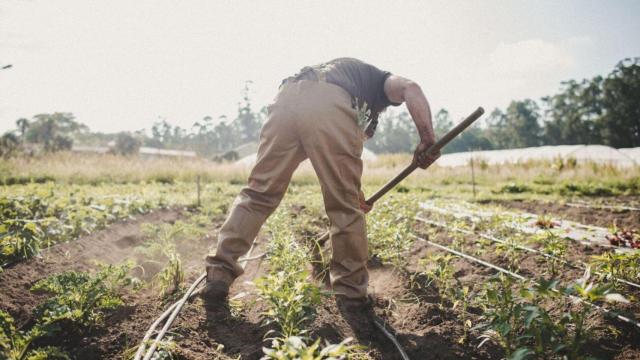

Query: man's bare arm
[384,75,440,168]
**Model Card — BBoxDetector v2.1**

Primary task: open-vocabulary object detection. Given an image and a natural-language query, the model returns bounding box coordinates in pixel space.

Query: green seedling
[255,270,322,338]
[590,251,640,286]
[31,263,136,330]
[262,336,363,360]
[452,286,474,344]
[537,232,568,277]
[495,236,523,272]
[559,268,629,359]
[0,310,68,360]
[421,253,456,308]
[477,274,524,357]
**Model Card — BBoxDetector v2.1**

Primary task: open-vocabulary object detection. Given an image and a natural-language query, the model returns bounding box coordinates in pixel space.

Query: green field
[1,154,639,359]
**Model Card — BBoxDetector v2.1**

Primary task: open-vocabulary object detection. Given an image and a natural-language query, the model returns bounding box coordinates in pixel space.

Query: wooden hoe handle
[316,106,484,245]
[365,106,485,205]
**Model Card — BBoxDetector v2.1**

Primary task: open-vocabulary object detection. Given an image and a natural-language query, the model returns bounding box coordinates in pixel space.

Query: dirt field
[1,196,639,359]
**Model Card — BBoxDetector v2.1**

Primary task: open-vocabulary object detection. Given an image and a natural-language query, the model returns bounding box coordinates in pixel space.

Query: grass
[1,152,639,201]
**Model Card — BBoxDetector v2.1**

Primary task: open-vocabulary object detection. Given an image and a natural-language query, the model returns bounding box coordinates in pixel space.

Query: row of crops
[0,181,240,359]
[413,200,640,359]
[2,180,639,359]
[0,182,240,268]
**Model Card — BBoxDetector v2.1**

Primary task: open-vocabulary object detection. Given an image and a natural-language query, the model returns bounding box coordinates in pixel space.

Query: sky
[1,0,639,134]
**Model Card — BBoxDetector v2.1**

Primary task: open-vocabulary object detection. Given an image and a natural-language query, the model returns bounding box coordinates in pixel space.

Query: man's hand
[358,190,372,214]
[413,136,440,169]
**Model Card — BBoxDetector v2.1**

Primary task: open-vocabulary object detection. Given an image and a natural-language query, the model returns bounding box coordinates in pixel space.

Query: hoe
[316,106,485,247]
[136,107,485,360]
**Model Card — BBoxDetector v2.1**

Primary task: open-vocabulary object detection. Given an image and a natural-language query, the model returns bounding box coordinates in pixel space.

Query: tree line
[368,57,639,154]
[1,58,638,159]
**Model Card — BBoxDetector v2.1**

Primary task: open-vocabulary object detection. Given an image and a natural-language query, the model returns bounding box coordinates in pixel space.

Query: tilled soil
[0,208,185,327]
[413,215,640,360]
[5,199,638,359]
[1,202,502,359]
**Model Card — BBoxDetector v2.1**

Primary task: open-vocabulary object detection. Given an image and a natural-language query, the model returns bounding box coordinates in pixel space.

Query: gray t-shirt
[291,58,401,136]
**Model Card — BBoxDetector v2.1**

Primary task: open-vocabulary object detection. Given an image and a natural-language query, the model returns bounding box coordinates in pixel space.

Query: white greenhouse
[436,145,639,168]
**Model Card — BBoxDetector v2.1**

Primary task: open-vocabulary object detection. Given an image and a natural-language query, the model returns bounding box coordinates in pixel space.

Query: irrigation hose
[372,316,410,360]
[135,240,260,360]
[415,216,640,290]
[411,234,640,330]
[566,202,640,212]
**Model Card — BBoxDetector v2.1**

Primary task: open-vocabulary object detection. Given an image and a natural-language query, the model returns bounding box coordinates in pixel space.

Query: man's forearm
[404,84,435,141]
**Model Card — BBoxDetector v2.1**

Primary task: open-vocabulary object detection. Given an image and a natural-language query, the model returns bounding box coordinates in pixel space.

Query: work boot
[201,267,235,311]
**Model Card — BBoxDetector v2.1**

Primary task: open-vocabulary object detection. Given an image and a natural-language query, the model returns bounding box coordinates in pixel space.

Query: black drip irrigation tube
[415,216,640,291]
[410,233,640,330]
[373,317,410,360]
[134,241,263,360]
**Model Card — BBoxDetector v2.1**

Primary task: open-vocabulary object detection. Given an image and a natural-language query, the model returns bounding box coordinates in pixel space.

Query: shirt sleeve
[379,72,402,108]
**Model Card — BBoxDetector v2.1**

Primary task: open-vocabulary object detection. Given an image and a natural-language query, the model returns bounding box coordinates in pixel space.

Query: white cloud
[489,39,575,76]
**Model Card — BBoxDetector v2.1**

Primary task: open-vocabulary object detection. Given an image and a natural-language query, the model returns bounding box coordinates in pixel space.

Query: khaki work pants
[205,77,368,298]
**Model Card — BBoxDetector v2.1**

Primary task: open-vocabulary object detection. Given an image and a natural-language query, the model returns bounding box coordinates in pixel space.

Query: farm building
[436,145,639,168]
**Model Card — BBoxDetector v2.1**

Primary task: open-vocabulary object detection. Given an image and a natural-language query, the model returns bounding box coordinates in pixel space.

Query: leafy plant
[477,274,524,357]
[262,336,362,360]
[367,196,417,267]
[420,253,456,308]
[254,271,322,338]
[31,263,136,330]
[590,251,640,285]
[139,222,192,297]
[495,236,523,271]
[452,286,474,344]
[559,268,629,359]
[0,310,68,360]
[536,232,568,277]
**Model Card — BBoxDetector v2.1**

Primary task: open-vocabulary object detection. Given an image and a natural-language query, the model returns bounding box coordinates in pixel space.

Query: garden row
[412,200,640,359]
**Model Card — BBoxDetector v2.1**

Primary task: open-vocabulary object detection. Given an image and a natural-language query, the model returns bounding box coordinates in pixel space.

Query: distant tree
[484,108,510,149]
[149,119,173,148]
[0,132,20,158]
[233,81,263,143]
[599,57,640,147]
[367,110,419,154]
[503,99,542,148]
[25,112,86,152]
[112,132,141,156]
[213,117,238,153]
[15,118,29,142]
[433,109,453,139]
[541,78,603,145]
